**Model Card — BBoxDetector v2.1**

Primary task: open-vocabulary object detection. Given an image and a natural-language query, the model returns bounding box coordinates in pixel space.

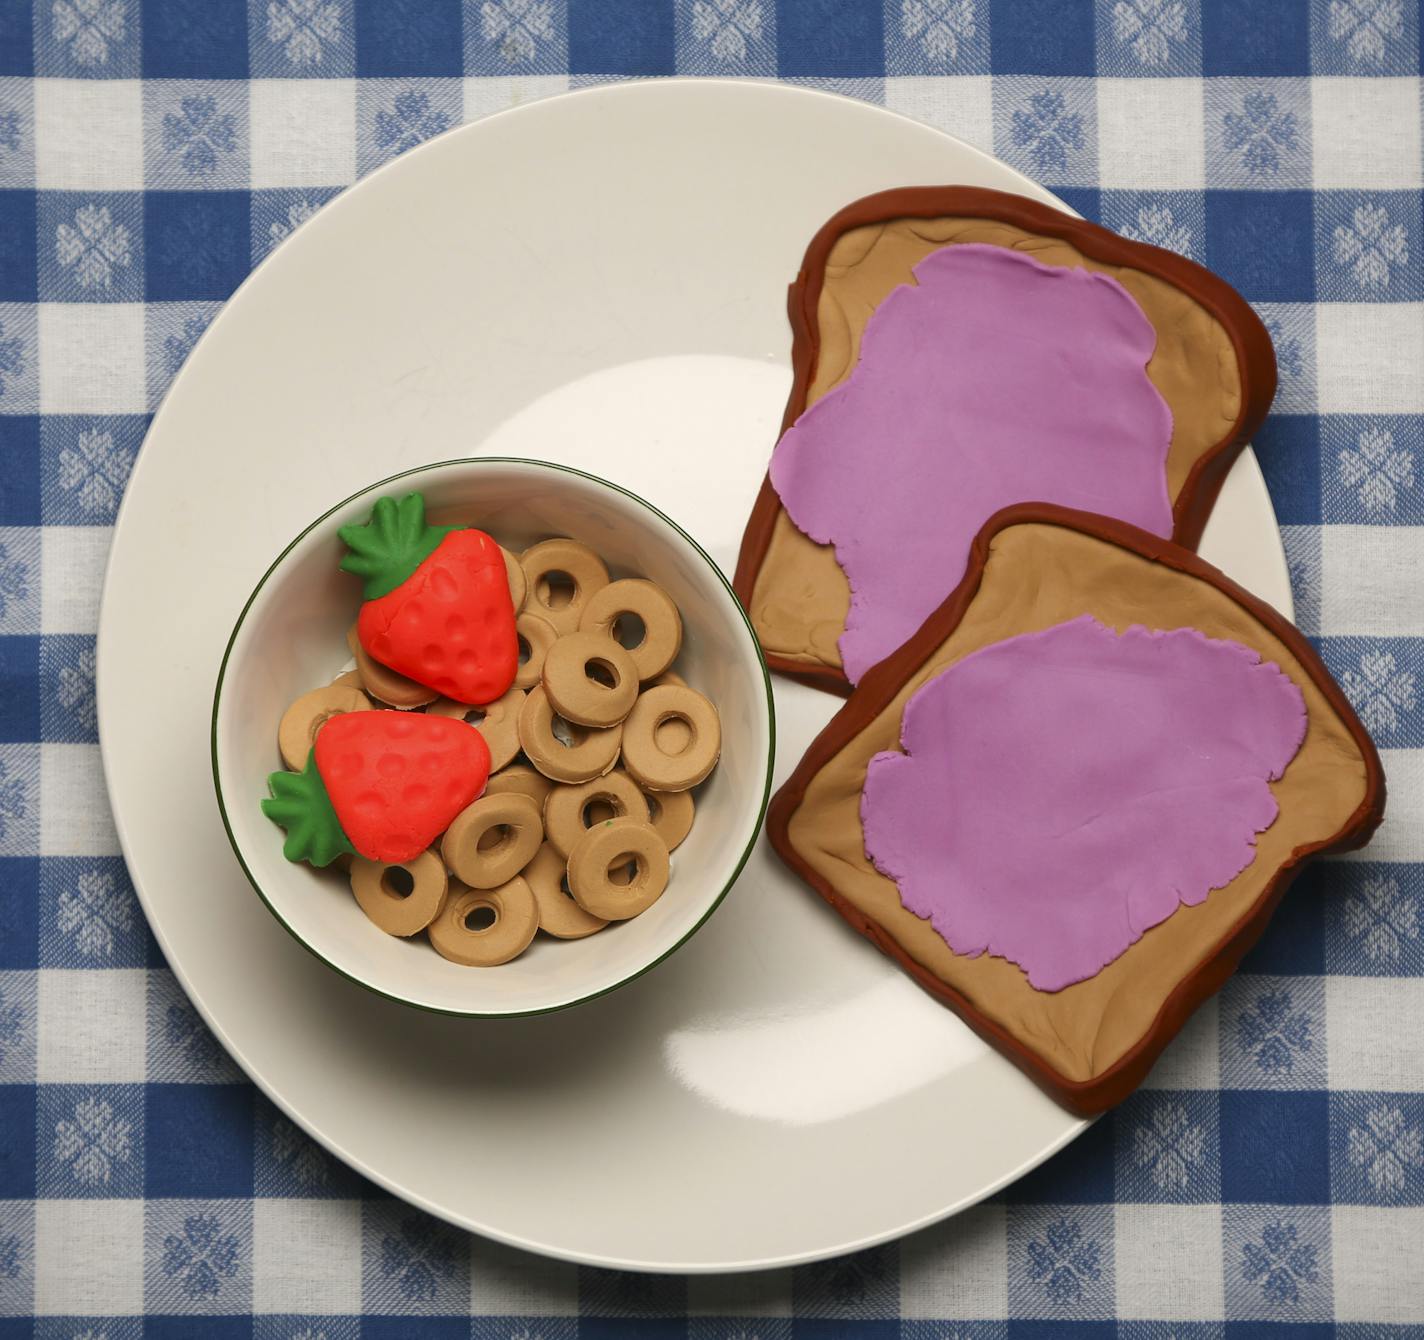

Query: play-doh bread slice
[768,505,1384,1114]
[734,186,1277,694]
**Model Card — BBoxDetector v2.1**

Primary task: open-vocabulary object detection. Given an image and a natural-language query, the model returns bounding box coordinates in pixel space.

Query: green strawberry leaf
[337,492,454,600]
[260,750,355,867]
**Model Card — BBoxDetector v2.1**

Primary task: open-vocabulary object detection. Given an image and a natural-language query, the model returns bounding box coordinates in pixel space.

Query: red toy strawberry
[339,492,517,706]
[262,711,491,865]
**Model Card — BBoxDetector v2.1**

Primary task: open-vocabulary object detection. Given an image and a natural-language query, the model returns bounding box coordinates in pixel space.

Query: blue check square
[0,6,33,77]
[568,0,676,74]
[354,0,464,75]
[1254,414,1322,527]
[0,1083,35,1198]
[0,636,38,743]
[142,0,249,78]
[989,0,1097,74]
[1100,189,1206,260]
[144,1083,255,1198]
[0,452,35,546]
[1239,859,1326,974]
[1202,0,1311,76]
[144,191,251,300]
[0,192,36,302]
[1205,191,1316,301]
[1318,635,1422,747]
[775,0,884,76]
[1220,1090,1330,1203]
[361,1199,471,1314]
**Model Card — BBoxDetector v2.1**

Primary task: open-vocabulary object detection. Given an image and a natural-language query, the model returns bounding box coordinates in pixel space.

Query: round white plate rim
[97,78,1291,1273]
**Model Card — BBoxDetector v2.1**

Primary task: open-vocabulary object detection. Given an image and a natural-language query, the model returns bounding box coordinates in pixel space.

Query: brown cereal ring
[524,841,607,939]
[652,668,686,688]
[513,611,558,691]
[427,685,524,772]
[541,631,639,728]
[520,539,610,635]
[648,668,692,750]
[441,792,543,889]
[621,684,721,792]
[501,546,527,613]
[347,624,437,709]
[428,876,538,966]
[331,668,365,691]
[278,684,371,771]
[349,849,447,937]
[517,686,622,783]
[579,579,683,682]
[641,784,695,851]
[567,820,670,920]
[543,770,650,858]
[484,764,553,811]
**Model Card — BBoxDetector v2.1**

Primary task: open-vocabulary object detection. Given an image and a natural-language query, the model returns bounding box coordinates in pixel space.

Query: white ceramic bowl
[212,458,774,1015]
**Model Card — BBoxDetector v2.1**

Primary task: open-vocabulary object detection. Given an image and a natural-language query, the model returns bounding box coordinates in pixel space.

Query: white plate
[99,80,1291,1272]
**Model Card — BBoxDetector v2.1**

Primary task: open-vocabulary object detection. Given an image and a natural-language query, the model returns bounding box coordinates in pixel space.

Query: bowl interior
[214,459,773,1014]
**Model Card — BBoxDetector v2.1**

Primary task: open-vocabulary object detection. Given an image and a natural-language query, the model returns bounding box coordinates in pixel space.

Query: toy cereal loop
[428,685,524,772]
[621,684,721,792]
[567,820,670,920]
[519,539,610,635]
[544,770,650,858]
[484,764,553,811]
[541,631,639,728]
[278,684,371,771]
[501,546,527,613]
[428,876,538,966]
[349,849,447,937]
[641,785,695,851]
[579,579,683,682]
[517,686,623,783]
[525,841,607,939]
[513,611,558,691]
[347,624,436,709]
[441,792,543,889]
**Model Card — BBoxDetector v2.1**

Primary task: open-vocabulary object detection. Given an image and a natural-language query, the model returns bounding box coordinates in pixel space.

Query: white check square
[249,79,357,188]
[41,743,120,857]
[37,967,147,1083]
[40,526,111,635]
[38,303,147,415]
[1312,77,1423,190]
[1115,1204,1224,1320]
[1096,78,1205,189]
[34,1198,144,1315]
[34,80,144,191]
[1316,303,1424,415]
[253,1199,363,1313]
[1328,974,1424,1092]
[901,1202,1007,1319]
[885,75,995,155]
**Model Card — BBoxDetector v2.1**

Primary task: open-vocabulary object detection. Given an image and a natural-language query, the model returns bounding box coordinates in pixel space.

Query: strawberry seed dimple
[377,752,405,778]
[445,613,466,637]
[354,791,384,815]
[457,650,479,675]
[431,566,459,600]
[388,716,416,738]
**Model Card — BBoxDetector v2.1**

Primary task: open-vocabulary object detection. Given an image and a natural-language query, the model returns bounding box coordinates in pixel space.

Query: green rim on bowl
[212,458,776,1017]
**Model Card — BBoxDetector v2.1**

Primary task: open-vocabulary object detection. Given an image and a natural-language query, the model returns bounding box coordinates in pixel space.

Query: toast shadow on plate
[768,504,1385,1115]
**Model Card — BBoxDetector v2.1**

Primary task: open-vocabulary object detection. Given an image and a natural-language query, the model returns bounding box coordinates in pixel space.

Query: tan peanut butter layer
[750,216,1242,671]
[785,522,1369,1084]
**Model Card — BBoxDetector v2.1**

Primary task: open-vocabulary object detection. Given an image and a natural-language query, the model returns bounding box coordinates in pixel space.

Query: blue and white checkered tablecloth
[0,0,1421,1332]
